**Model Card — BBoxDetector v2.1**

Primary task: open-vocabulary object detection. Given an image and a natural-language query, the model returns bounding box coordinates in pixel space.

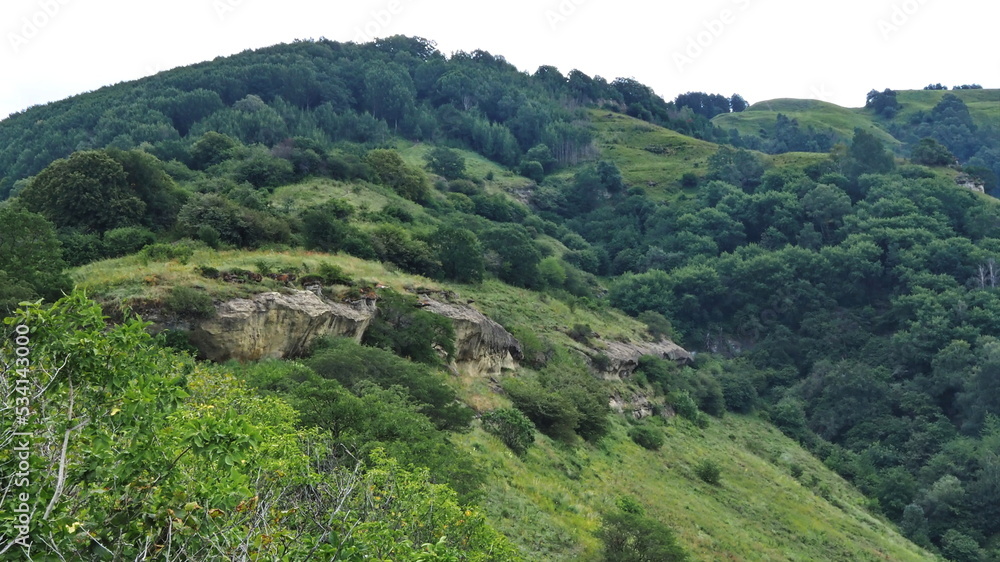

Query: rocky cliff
[188,290,376,362]
[591,339,693,381]
[416,296,522,377]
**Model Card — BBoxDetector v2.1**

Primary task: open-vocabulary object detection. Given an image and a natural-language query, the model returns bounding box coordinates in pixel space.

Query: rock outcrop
[416,296,522,377]
[592,339,693,381]
[609,390,672,419]
[189,291,376,362]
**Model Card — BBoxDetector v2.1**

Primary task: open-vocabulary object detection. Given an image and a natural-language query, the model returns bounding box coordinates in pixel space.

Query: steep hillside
[3,35,998,560]
[67,247,933,561]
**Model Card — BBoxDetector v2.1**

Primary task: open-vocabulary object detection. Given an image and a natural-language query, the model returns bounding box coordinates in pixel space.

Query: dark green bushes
[163,286,215,319]
[305,336,470,431]
[481,408,535,455]
[628,424,665,451]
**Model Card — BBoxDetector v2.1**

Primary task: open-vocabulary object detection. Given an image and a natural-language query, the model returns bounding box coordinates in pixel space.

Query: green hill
[66,245,933,561]
[3,36,998,560]
[712,98,902,148]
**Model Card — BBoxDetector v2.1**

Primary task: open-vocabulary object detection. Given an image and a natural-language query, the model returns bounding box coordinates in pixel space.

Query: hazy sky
[2,0,997,119]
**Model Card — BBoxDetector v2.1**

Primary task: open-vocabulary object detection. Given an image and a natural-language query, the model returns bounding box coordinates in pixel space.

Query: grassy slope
[890,88,1000,129]
[585,109,718,200]
[72,247,933,561]
[711,89,999,153]
[711,98,901,148]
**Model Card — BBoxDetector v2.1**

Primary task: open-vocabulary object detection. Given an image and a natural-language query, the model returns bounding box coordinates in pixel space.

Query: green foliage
[367,148,430,202]
[19,150,145,233]
[316,261,353,285]
[482,408,536,456]
[306,336,471,431]
[177,193,290,248]
[139,241,196,263]
[163,286,216,318]
[233,150,294,189]
[538,256,568,288]
[502,377,580,442]
[430,224,485,284]
[482,224,542,288]
[424,146,466,179]
[102,226,156,258]
[844,128,895,179]
[362,290,456,366]
[190,131,240,169]
[695,459,722,485]
[502,350,611,443]
[0,206,72,302]
[598,510,689,561]
[707,146,766,191]
[911,137,956,166]
[628,424,665,451]
[638,310,675,340]
[719,371,758,414]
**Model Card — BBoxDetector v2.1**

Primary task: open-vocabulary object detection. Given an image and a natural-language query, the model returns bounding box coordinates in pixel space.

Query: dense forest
[1,36,999,560]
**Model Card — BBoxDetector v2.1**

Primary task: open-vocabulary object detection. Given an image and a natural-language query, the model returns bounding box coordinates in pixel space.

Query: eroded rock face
[593,339,693,381]
[416,296,522,377]
[189,291,376,362]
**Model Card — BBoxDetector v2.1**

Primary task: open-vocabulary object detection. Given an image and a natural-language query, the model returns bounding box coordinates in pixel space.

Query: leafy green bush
[668,390,699,421]
[695,459,722,485]
[481,408,535,455]
[317,262,353,285]
[140,242,196,264]
[306,337,471,431]
[103,226,156,258]
[503,377,580,442]
[720,372,758,414]
[362,290,455,365]
[163,286,215,319]
[598,510,688,561]
[628,424,665,451]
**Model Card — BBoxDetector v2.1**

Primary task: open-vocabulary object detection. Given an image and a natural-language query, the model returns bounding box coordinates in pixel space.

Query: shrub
[362,290,456,365]
[502,378,580,442]
[568,323,593,343]
[591,353,612,372]
[638,310,675,340]
[305,337,472,431]
[720,372,758,413]
[668,391,699,421]
[163,286,215,319]
[628,424,665,451]
[140,242,195,264]
[103,226,156,258]
[481,408,535,455]
[317,262,353,285]
[598,510,688,561]
[152,329,199,355]
[695,458,722,485]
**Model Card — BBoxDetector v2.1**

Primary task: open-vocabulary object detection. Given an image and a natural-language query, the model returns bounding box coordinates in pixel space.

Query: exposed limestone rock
[416,296,522,377]
[956,173,986,193]
[189,291,376,362]
[609,390,671,420]
[591,339,693,381]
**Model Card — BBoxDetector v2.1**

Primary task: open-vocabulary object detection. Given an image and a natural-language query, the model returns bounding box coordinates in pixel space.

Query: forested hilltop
[1,36,999,560]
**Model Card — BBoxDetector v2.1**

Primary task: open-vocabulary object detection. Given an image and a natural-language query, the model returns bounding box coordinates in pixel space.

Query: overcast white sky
[1,0,997,120]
